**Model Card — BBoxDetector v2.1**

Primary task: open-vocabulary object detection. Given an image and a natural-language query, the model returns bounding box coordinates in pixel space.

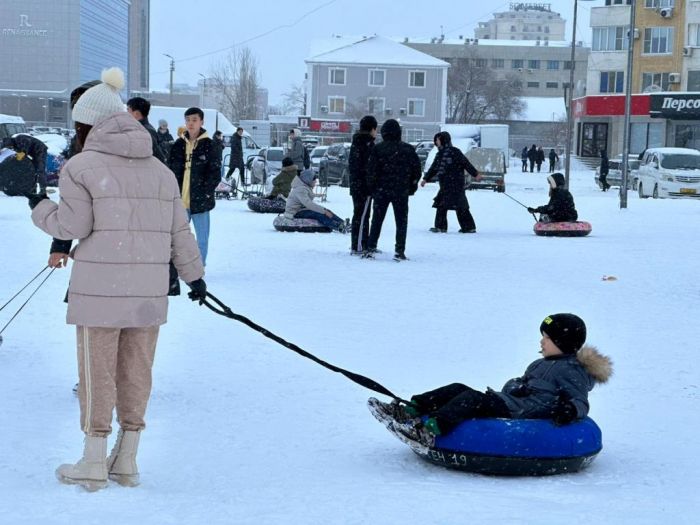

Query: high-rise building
[0,0,149,126]
[475,3,566,42]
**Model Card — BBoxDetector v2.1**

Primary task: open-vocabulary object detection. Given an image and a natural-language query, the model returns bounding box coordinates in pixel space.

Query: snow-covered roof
[520,97,567,122]
[399,37,575,49]
[306,35,449,68]
[0,113,25,124]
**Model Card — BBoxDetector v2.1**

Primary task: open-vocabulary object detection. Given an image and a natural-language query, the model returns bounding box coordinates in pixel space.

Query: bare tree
[210,47,260,122]
[281,83,307,115]
[446,56,525,123]
[543,114,568,148]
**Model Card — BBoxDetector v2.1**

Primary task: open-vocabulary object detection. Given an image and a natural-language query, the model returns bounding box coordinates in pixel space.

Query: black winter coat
[527,146,538,162]
[424,145,478,209]
[534,188,578,222]
[348,131,375,197]
[139,117,166,164]
[366,121,421,199]
[536,148,545,164]
[168,130,222,214]
[230,133,243,163]
[600,154,609,175]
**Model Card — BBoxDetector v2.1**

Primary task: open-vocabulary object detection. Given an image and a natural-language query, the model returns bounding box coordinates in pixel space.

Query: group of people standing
[521,145,559,174]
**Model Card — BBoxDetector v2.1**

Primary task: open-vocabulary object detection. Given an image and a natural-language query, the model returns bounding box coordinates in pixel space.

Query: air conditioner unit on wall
[385,108,392,115]
[659,7,673,18]
[399,108,407,115]
[669,73,681,83]
[320,105,328,113]
[683,47,693,57]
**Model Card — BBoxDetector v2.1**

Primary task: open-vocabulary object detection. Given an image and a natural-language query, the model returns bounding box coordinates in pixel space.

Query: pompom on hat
[72,68,125,126]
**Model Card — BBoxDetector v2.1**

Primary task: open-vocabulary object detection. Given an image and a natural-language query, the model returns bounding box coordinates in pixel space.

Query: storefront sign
[308,119,352,133]
[572,95,650,119]
[2,14,49,38]
[650,94,700,119]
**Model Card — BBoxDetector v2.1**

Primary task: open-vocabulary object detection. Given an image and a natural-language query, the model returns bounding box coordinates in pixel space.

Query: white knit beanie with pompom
[72,67,125,126]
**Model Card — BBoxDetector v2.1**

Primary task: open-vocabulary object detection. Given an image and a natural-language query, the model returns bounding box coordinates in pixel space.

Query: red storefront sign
[308,119,352,133]
[573,95,651,119]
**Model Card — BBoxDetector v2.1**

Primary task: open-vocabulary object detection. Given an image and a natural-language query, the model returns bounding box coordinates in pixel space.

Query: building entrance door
[581,122,608,157]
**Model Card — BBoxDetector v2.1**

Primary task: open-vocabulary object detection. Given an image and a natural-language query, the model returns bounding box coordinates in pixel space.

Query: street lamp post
[620,0,637,209]
[198,73,206,108]
[164,54,175,106]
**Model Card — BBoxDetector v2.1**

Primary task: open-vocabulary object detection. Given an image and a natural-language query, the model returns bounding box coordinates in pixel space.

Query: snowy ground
[1,160,698,524]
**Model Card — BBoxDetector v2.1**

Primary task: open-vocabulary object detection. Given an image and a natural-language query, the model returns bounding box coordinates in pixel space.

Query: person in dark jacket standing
[527,144,537,173]
[156,119,174,160]
[527,172,578,222]
[536,146,545,172]
[348,115,377,254]
[364,119,421,261]
[599,149,611,191]
[521,146,528,172]
[369,313,612,450]
[127,97,166,163]
[168,107,222,266]
[225,127,245,186]
[421,131,481,233]
[548,149,559,173]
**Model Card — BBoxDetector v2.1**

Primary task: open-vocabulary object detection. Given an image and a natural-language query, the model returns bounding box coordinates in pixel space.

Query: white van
[0,114,28,140]
[637,147,700,199]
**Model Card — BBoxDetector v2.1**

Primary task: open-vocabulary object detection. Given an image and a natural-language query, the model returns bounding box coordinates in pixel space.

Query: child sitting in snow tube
[282,168,349,232]
[527,173,578,223]
[369,313,613,475]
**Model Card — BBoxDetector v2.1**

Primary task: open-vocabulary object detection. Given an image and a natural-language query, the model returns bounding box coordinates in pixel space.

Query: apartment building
[475,3,566,41]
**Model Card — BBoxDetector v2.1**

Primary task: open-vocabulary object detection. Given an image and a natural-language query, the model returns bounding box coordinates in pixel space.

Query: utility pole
[198,73,206,108]
[563,0,579,190]
[620,0,637,210]
[164,54,175,106]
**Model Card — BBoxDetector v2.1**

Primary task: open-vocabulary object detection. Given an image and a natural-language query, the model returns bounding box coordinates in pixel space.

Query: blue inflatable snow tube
[418,417,602,476]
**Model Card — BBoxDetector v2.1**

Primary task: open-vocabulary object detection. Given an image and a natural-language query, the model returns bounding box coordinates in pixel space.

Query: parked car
[318,142,351,187]
[637,147,700,199]
[415,140,434,170]
[594,155,640,190]
[465,147,506,192]
[249,147,285,185]
[310,145,328,175]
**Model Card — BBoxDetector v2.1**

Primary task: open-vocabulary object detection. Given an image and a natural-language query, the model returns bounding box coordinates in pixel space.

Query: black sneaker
[362,249,376,259]
[393,252,408,261]
[429,227,447,233]
[458,229,476,233]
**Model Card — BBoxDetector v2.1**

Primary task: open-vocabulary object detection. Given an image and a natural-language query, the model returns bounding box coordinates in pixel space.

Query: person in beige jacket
[283,169,348,232]
[27,67,207,491]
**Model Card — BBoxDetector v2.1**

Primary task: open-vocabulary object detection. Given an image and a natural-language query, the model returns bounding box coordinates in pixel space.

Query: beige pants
[76,326,159,437]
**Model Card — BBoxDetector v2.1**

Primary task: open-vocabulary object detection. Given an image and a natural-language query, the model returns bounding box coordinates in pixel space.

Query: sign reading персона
[650,93,700,120]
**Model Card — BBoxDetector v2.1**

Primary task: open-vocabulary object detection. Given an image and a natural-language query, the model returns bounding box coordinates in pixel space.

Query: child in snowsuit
[527,172,578,222]
[264,157,296,200]
[369,313,612,449]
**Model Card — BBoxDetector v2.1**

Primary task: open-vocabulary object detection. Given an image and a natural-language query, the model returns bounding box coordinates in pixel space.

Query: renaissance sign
[2,14,49,38]
[650,93,700,120]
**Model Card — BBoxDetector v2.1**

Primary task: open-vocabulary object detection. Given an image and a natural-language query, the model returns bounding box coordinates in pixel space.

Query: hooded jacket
[284,175,326,218]
[31,112,204,328]
[366,119,421,199]
[424,131,478,209]
[348,130,375,197]
[289,130,305,170]
[494,346,613,420]
[533,173,578,222]
[269,164,297,198]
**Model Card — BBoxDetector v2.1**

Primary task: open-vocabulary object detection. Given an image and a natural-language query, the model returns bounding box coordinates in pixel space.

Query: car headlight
[663,175,674,182]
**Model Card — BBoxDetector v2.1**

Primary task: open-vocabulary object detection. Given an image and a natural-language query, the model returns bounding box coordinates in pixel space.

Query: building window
[688,70,700,91]
[511,80,522,88]
[367,97,385,114]
[642,72,671,91]
[511,25,516,32]
[688,24,700,47]
[605,0,632,5]
[528,60,540,69]
[409,70,426,88]
[328,68,346,86]
[475,58,488,68]
[547,60,559,70]
[527,81,540,88]
[563,61,572,70]
[644,0,674,7]
[328,96,345,114]
[492,58,505,69]
[407,98,425,117]
[512,59,524,69]
[600,71,624,93]
[593,26,628,51]
[643,27,674,54]
[545,26,550,34]
[368,69,385,87]
[546,82,559,88]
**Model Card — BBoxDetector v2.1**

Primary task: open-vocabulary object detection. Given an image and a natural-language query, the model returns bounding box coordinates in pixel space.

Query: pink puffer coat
[32,112,204,328]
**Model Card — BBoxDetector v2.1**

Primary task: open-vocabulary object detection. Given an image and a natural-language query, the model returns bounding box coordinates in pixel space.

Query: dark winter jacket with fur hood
[533,173,578,222]
[494,346,612,420]
[424,132,478,209]
[366,119,421,199]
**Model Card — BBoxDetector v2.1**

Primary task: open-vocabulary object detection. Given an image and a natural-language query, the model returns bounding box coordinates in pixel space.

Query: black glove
[527,207,537,214]
[186,278,207,304]
[27,192,49,210]
[551,396,578,426]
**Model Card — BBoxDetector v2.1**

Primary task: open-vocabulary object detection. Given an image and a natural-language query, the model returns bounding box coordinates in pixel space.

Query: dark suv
[318,142,351,187]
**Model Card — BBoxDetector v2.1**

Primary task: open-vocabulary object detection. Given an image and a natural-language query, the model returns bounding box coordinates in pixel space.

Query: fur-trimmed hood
[576,345,613,384]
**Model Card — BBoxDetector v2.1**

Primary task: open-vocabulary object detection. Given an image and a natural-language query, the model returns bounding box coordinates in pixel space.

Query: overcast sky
[150,0,602,106]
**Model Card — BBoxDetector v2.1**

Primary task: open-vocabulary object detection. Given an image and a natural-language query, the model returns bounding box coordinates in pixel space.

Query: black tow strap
[201,292,409,403]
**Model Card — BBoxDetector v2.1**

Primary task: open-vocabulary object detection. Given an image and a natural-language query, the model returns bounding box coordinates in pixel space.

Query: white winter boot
[55,435,108,492]
[107,429,141,487]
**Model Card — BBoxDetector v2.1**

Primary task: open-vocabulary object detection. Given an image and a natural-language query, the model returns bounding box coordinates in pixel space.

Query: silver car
[249,147,285,185]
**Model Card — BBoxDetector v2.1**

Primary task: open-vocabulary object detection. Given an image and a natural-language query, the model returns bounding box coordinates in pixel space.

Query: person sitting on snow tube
[370,313,612,449]
[284,168,348,233]
[264,156,297,200]
[527,173,578,223]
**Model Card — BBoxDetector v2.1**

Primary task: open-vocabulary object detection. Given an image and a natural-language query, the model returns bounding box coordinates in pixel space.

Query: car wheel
[638,182,648,199]
[652,184,659,199]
